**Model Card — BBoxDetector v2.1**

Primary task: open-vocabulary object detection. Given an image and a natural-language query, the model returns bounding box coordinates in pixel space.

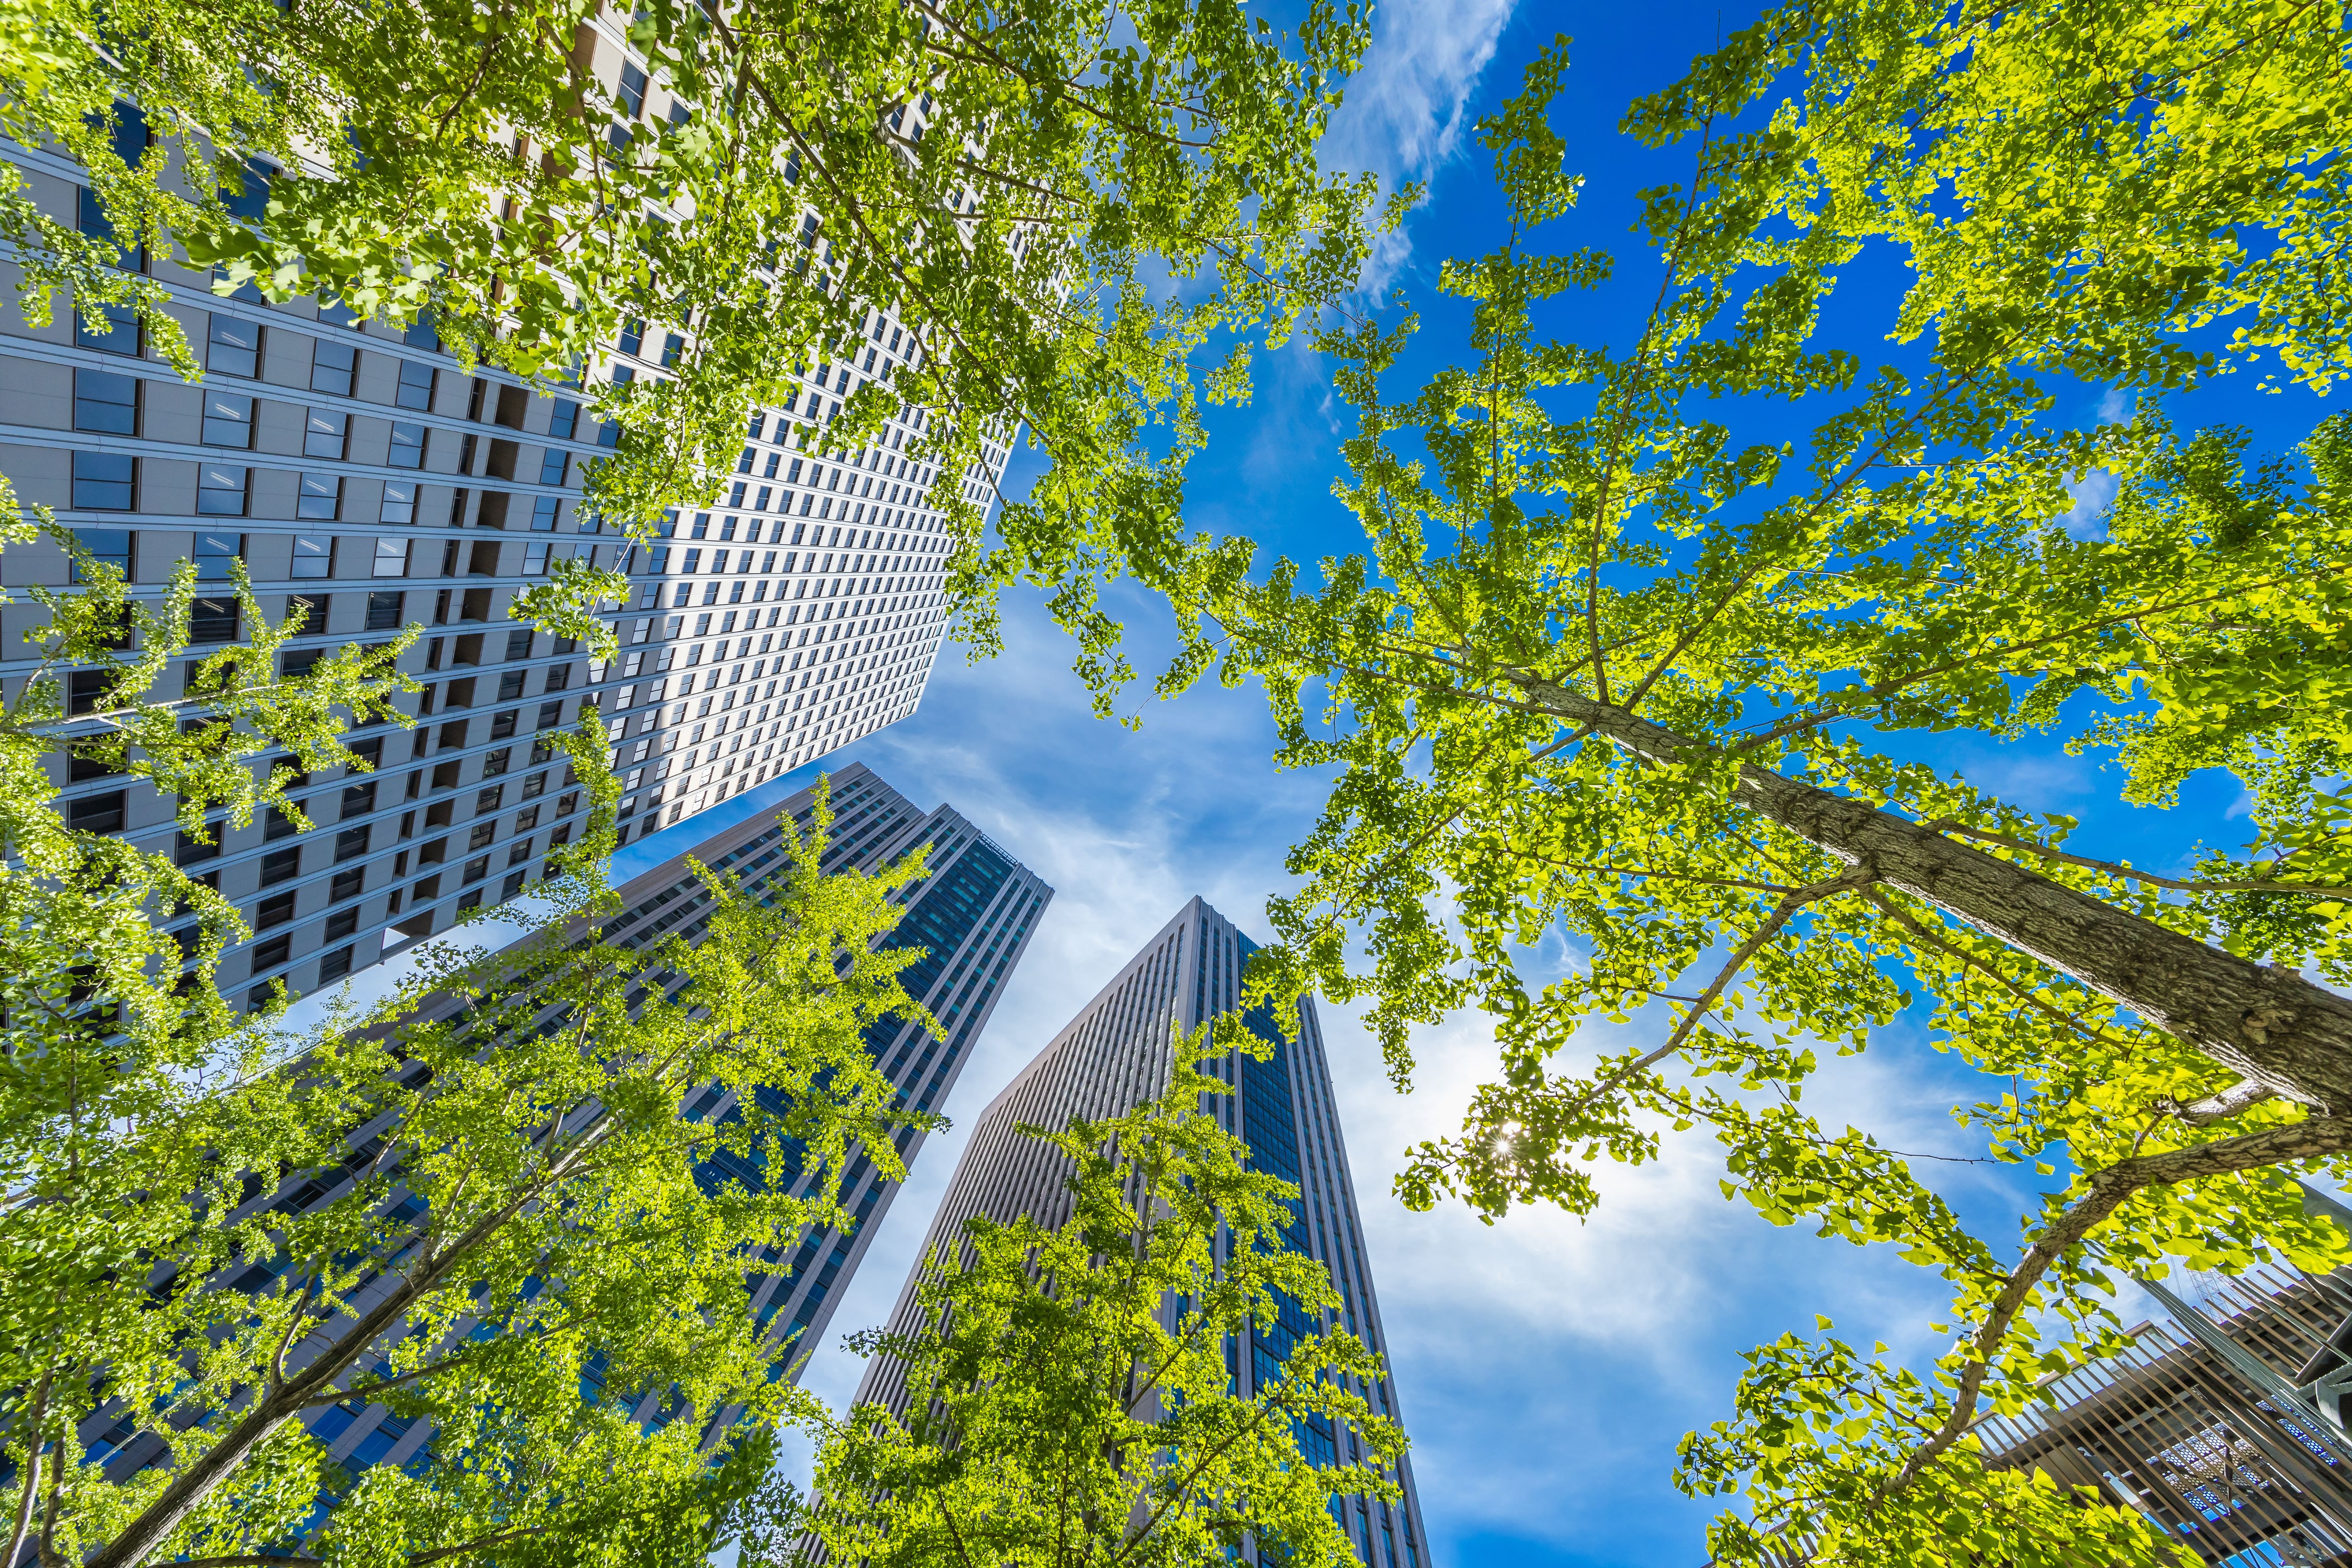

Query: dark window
[68,746,124,783]
[535,700,564,729]
[77,300,140,356]
[334,826,370,862]
[256,891,297,930]
[70,451,136,510]
[556,792,580,817]
[220,158,271,223]
[549,399,579,440]
[318,943,356,981]
[196,467,248,517]
[323,906,360,942]
[661,333,684,368]
[73,369,138,434]
[617,62,648,118]
[549,822,572,849]
[67,670,109,716]
[521,770,548,798]
[504,629,534,660]
[175,825,222,865]
[365,591,405,631]
[67,790,126,834]
[344,736,383,774]
[264,804,301,841]
[207,316,261,378]
[468,822,495,852]
[260,846,302,885]
[329,865,366,902]
[69,528,133,582]
[77,183,143,270]
[497,670,524,701]
[461,855,491,885]
[538,450,567,487]
[190,597,238,643]
[395,359,436,411]
[475,784,505,812]
[405,313,440,353]
[341,782,377,819]
[618,319,644,357]
[507,836,534,866]
[311,338,357,395]
[281,648,321,678]
[250,934,292,973]
[490,708,518,739]
[456,889,483,911]
[304,407,348,459]
[389,421,426,468]
[542,664,570,692]
[501,869,527,899]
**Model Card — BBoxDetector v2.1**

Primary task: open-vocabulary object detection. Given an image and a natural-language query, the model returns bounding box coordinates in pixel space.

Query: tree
[5,0,1396,640]
[787,1061,1404,1568]
[2,758,943,1568]
[1112,11,2352,1565]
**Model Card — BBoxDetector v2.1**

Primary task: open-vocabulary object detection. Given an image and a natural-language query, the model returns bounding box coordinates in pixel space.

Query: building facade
[854,896,1432,1568]
[0,27,1013,1010]
[73,760,1049,1485]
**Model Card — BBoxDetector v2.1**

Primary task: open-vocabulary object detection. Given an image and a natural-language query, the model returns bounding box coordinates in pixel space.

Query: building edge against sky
[70,760,1051,1486]
[854,896,1433,1568]
[0,0,1017,1012]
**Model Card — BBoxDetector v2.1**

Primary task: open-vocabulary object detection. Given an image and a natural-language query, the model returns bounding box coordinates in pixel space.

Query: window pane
[388,422,425,469]
[77,300,141,356]
[200,391,254,449]
[538,448,567,486]
[310,337,357,395]
[296,475,341,523]
[548,399,578,440]
[304,406,347,459]
[70,528,133,581]
[530,495,559,530]
[193,531,245,575]
[207,315,260,378]
[395,359,435,411]
[372,538,410,577]
[291,533,334,577]
[70,450,136,510]
[72,369,138,434]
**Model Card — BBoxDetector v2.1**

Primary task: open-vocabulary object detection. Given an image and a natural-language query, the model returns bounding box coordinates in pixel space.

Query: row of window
[62,454,584,537]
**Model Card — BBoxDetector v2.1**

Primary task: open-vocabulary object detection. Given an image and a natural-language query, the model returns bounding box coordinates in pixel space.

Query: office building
[75,760,1050,1482]
[854,896,1431,1568]
[0,20,1014,1009]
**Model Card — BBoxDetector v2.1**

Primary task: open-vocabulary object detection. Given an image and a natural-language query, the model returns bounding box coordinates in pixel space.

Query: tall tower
[2,66,1013,1009]
[74,761,1049,1484]
[853,897,1432,1568]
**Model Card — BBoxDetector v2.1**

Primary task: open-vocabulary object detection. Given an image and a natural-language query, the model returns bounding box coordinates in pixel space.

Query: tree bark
[1518,681,2352,1113]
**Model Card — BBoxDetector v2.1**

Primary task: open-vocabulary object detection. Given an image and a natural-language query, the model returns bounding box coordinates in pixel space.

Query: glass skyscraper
[72,761,1049,1482]
[1,30,1013,1010]
[853,896,1432,1568]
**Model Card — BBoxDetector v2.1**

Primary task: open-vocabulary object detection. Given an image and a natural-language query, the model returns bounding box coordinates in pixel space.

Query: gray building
[1,58,1012,1010]
[73,760,1050,1484]
[854,896,1432,1568]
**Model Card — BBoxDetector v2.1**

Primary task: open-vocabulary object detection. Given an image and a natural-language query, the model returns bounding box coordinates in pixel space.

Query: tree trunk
[1521,682,2352,1113]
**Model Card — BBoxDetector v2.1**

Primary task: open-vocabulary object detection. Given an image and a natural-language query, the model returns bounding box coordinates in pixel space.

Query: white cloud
[1319,0,1521,289]
[2059,467,2119,538]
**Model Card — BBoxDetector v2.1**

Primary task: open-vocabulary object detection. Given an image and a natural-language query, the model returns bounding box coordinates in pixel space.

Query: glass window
[196,467,248,517]
[661,332,684,368]
[70,528,133,581]
[193,530,244,575]
[207,315,260,378]
[538,447,568,486]
[297,475,341,522]
[373,538,411,577]
[530,495,559,530]
[617,62,647,118]
[77,300,140,356]
[548,399,579,441]
[189,599,236,643]
[524,542,549,576]
[395,358,436,411]
[310,336,356,395]
[380,480,415,525]
[77,186,143,272]
[617,319,644,357]
[304,406,348,459]
[388,421,425,469]
[365,589,404,629]
[73,369,138,435]
[291,533,334,577]
[71,451,136,510]
[200,391,253,449]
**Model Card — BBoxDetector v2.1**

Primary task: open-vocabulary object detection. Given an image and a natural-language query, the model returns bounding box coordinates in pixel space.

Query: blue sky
[600,6,2345,1564]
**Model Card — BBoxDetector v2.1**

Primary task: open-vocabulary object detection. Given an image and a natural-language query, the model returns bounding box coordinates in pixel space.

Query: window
[373,538,410,578]
[78,183,143,271]
[366,589,405,629]
[190,597,238,643]
[617,318,644,358]
[388,422,426,469]
[249,934,292,974]
[76,300,141,356]
[538,448,568,486]
[259,846,301,885]
[196,468,248,517]
[377,481,415,527]
[73,369,138,435]
[523,542,549,576]
[341,781,376,819]
[255,891,297,931]
[207,315,261,378]
[549,399,579,441]
[334,825,371,862]
[291,533,334,577]
[175,823,222,865]
[661,332,684,368]
[297,477,341,523]
[201,391,254,448]
[530,495,559,530]
[67,790,127,834]
[475,784,505,812]
[304,407,348,459]
[264,803,301,841]
[330,865,366,902]
[70,452,136,511]
[461,854,491,885]
[311,337,357,395]
[318,944,356,982]
[617,61,648,117]
[395,359,436,411]
[69,528,133,582]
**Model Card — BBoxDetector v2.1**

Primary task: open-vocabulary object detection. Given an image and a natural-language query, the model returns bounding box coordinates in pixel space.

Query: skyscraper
[2,51,1013,1007]
[73,761,1049,1482]
[853,896,1432,1568]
